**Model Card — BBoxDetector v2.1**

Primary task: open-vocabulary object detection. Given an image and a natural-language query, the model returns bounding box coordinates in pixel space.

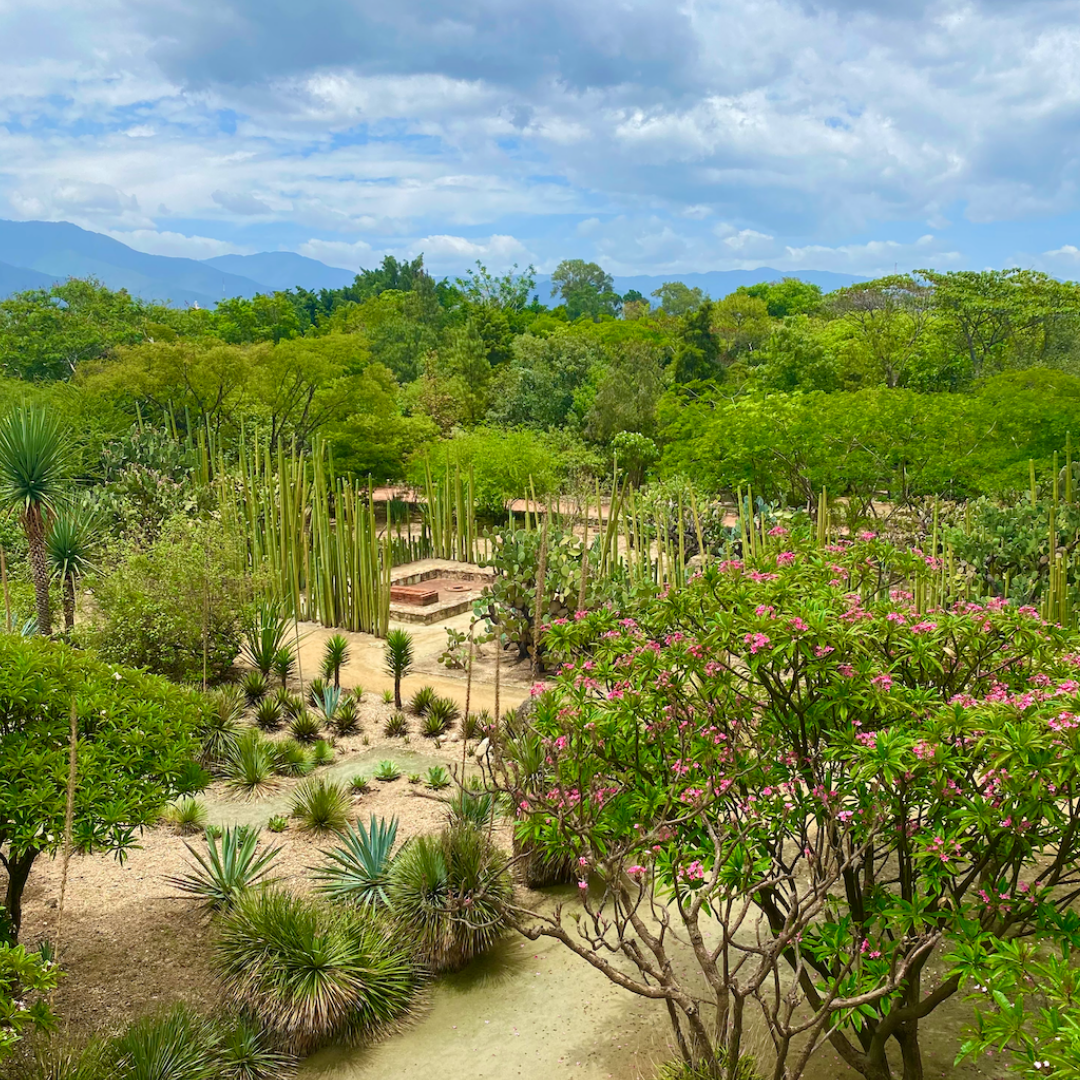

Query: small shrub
[206,824,224,840]
[350,775,371,794]
[267,815,289,834]
[655,1055,762,1080]
[422,697,458,738]
[350,686,364,703]
[254,697,283,731]
[310,739,335,767]
[213,889,417,1054]
[272,739,314,778]
[110,1004,217,1080]
[225,729,278,797]
[330,695,360,737]
[313,815,398,908]
[290,777,351,835]
[169,826,280,912]
[242,599,291,678]
[383,712,408,738]
[241,669,270,706]
[374,760,401,782]
[279,691,305,719]
[308,677,328,707]
[407,773,422,785]
[388,823,512,972]
[425,766,451,791]
[409,685,437,716]
[176,759,213,794]
[215,1013,294,1080]
[161,796,208,835]
[461,710,488,740]
[315,685,341,725]
[201,686,244,770]
[448,788,498,829]
[288,710,321,743]
[381,689,394,705]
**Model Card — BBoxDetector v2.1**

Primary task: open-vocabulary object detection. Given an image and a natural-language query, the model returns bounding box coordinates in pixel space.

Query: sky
[2,0,1080,278]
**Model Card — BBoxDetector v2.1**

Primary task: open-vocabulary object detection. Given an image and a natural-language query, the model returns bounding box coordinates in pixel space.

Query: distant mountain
[0,219,265,307]
[532,267,865,304]
[0,260,57,296]
[203,252,357,293]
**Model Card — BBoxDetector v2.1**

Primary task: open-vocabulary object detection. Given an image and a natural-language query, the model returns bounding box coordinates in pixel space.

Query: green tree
[584,340,668,443]
[550,260,620,320]
[752,317,839,391]
[0,408,70,636]
[740,276,823,317]
[454,261,537,312]
[0,634,208,936]
[712,292,771,363]
[45,510,97,633]
[384,629,414,709]
[651,281,705,316]
[671,301,721,383]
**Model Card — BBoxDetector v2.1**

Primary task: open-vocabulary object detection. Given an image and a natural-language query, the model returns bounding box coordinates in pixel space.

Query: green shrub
[380,689,394,705]
[224,730,278,798]
[388,823,512,972]
[313,816,398,909]
[109,1004,217,1080]
[288,710,321,743]
[241,669,269,706]
[254,697,283,731]
[310,739,335,767]
[275,688,302,718]
[272,740,314,778]
[200,687,243,770]
[447,788,498,829]
[290,778,351,835]
[383,712,408,738]
[330,695,360,737]
[161,796,207,835]
[422,698,458,737]
[241,600,291,679]
[409,686,437,716]
[461,710,488,740]
[307,677,328,707]
[654,1054,762,1080]
[90,517,250,683]
[168,826,280,914]
[214,1013,293,1080]
[212,890,417,1053]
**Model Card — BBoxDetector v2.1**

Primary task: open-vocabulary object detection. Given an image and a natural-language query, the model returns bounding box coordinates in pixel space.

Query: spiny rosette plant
[509,531,1080,1080]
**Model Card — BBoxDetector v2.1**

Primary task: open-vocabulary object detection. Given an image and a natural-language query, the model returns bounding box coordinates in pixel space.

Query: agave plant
[202,687,245,770]
[242,601,291,678]
[241,669,270,706]
[224,729,279,797]
[425,766,451,791]
[168,826,280,913]
[212,889,417,1054]
[421,698,459,738]
[307,677,328,707]
[350,775,371,795]
[384,629,414,709]
[321,633,350,688]
[382,712,408,738]
[310,739,335,767]
[316,686,341,725]
[254,697,283,731]
[461,710,489,741]
[409,685,437,716]
[374,760,401,782]
[330,695,360,737]
[288,710,321,743]
[312,815,399,908]
[388,823,512,972]
[290,778,351,835]
[447,787,498,829]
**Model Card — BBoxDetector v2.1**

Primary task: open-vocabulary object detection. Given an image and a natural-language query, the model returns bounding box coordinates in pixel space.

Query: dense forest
[3,259,1079,512]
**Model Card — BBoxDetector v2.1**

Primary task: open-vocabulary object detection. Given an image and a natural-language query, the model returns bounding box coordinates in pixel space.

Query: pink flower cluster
[744,632,771,655]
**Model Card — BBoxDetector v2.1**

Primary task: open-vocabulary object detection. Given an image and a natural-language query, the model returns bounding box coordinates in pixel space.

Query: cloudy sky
[2,0,1080,277]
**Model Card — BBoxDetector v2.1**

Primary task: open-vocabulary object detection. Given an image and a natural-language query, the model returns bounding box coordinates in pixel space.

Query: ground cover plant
[504,529,1080,1080]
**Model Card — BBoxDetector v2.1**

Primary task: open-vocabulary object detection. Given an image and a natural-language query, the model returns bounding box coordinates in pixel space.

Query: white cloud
[104,229,249,259]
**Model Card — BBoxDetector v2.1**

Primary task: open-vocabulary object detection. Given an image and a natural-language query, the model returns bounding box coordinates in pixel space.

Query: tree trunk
[62,574,75,633]
[24,507,52,636]
[394,675,402,710]
[897,1025,924,1080]
[3,848,38,941]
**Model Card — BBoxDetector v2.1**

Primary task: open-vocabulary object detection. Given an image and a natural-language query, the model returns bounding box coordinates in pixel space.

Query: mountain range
[0,218,863,307]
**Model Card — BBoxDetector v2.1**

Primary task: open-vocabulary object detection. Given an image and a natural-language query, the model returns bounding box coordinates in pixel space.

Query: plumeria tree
[499,532,1080,1080]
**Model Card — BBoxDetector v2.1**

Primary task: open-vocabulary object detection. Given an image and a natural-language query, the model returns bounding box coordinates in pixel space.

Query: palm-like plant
[383,629,414,709]
[202,687,245,769]
[312,815,399,909]
[212,889,417,1054]
[242,600,290,677]
[168,826,280,913]
[44,510,97,633]
[0,408,71,636]
[321,633,350,688]
[290,777,351,834]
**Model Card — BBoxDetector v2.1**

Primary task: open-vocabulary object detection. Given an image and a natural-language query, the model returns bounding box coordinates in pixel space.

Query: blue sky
[2,0,1080,278]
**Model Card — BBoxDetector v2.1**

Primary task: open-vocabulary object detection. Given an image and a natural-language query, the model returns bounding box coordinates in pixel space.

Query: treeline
[3,258,1080,507]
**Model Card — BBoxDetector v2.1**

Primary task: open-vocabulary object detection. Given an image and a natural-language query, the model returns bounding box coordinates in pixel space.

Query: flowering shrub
[508,533,1080,1080]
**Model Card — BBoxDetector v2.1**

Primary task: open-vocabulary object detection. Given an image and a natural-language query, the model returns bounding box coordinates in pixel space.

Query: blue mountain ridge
[0,218,864,306]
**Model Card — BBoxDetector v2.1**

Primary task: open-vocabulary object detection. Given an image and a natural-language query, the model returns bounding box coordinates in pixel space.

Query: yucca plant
[388,823,512,972]
[381,689,394,705]
[288,710,322,743]
[201,687,244,770]
[224,729,279,797]
[313,815,398,908]
[425,766,451,791]
[307,677,328,706]
[447,788,498,829]
[384,629,414,709]
[272,646,295,688]
[272,739,314,778]
[242,601,291,678]
[321,633,350,689]
[215,1014,294,1080]
[109,1004,218,1080]
[28,1038,112,1080]
[330,695,360,737]
[254,697,283,731]
[383,712,408,738]
[374,760,401,782]
[241,669,270,706]
[168,826,280,913]
[290,777,351,834]
[161,796,208,835]
[462,710,489,740]
[0,407,70,636]
[212,889,417,1054]
[422,697,458,738]
[310,739,335,767]
[409,685,437,716]
[45,509,97,633]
